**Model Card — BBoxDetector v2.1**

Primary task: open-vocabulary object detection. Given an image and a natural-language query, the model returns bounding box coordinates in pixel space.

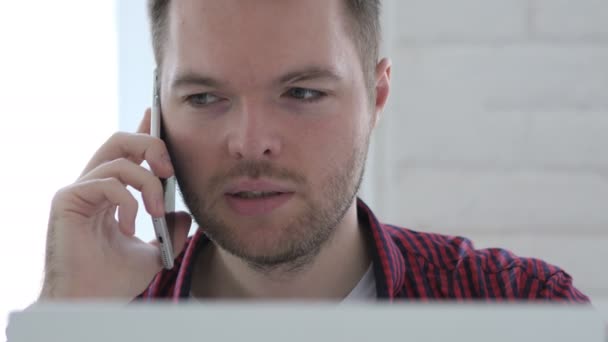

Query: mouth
[224,182,295,216]
[228,191,286,199]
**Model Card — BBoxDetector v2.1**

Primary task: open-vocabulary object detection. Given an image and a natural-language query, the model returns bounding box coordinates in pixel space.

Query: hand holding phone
[39,70,190,299]
[151,69,176,269]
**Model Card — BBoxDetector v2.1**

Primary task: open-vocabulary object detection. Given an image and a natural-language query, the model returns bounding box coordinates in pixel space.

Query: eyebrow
[170,66,343,91]
[170,73,224,90]
[277,66,343,84]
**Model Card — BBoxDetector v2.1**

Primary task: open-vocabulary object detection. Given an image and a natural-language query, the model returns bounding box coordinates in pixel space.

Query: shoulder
[384,224,524,274]
[382,224,589,302]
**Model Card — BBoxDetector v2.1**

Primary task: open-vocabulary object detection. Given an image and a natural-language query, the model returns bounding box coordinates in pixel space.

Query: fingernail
[162,154,174,171]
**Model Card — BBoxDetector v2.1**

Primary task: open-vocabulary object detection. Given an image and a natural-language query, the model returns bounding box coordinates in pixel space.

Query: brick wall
[362,0,608,300]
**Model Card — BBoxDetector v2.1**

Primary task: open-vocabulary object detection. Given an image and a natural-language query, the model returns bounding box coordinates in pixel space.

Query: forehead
[163,0,360,86]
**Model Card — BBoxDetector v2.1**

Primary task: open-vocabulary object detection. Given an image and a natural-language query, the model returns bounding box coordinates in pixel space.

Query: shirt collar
[356,198,405,299]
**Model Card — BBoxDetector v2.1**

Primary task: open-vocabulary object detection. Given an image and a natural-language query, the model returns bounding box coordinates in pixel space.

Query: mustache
[207,160,306,190]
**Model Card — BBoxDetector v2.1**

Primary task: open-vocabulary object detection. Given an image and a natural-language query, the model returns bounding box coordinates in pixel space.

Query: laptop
[7,302,606,342]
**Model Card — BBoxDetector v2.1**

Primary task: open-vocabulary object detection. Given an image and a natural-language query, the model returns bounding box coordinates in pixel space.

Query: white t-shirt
[342,264,377,301]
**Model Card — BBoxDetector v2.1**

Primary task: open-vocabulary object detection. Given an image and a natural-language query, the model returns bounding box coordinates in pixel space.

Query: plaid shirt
[140,198,589,302]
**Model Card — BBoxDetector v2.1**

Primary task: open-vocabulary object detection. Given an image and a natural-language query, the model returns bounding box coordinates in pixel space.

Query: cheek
[290,111,360,182]
[164,122,221,180]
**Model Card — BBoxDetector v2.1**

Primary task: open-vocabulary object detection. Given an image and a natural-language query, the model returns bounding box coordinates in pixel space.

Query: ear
[372,58,391,129]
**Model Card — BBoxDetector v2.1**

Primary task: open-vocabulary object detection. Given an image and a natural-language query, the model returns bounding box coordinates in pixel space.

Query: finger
[56,178,138,236]
[137,108,152,134]
[80,132,173,180]
[79,158,165,218]
[149,211,192,256]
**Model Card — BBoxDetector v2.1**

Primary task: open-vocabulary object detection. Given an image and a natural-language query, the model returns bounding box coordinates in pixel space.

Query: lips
[229,191,284,199]
[225,179,292,195]
[224,179,294,216]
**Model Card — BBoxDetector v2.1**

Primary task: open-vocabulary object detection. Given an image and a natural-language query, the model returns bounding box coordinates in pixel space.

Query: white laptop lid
[7,302,606,342]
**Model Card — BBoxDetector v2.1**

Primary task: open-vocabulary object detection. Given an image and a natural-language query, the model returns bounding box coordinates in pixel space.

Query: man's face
[160,0,377,268]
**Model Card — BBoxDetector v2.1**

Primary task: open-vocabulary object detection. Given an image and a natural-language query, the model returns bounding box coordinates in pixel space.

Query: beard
[171,137,369,273]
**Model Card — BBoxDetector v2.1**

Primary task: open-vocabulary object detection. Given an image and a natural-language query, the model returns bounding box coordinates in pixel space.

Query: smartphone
[151,68,176,269]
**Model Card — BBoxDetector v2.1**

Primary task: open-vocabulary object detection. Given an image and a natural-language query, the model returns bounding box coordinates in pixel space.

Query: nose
[226,100,281,160]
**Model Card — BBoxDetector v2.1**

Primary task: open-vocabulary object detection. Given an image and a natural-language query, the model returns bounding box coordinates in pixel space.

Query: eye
[285,87,326,103]
[185,93,222,107]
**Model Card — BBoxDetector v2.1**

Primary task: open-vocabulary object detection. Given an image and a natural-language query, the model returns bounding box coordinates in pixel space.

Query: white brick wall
[365,0,608,302]
[535,0,608,38]
[396,0,529,41]
[389,167,608,233]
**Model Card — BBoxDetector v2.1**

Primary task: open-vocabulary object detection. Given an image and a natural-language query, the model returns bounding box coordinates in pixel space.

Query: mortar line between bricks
[397,37,608,47]
[527,0,537,39]
[423,227,608,237]
[395,160,608,176]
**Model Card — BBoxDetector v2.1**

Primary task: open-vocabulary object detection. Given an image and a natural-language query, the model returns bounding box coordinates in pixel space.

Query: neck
[192,199,371,299]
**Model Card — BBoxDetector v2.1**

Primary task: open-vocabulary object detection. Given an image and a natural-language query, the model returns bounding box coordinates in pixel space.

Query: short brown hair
[147,0,381,88]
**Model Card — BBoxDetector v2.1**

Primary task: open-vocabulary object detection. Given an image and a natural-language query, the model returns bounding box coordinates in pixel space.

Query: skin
[39,0,390,300]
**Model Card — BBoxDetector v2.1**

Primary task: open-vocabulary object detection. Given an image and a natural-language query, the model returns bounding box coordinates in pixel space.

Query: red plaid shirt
[140,198,589,302]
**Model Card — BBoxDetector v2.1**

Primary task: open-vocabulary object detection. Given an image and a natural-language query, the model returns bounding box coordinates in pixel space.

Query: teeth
[234,191,280,199]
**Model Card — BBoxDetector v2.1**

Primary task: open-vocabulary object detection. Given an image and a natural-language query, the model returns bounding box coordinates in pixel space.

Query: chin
[204,208,325,267]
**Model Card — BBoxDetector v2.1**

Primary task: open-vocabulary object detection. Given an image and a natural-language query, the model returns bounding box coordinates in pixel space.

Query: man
[39,0,588,302]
